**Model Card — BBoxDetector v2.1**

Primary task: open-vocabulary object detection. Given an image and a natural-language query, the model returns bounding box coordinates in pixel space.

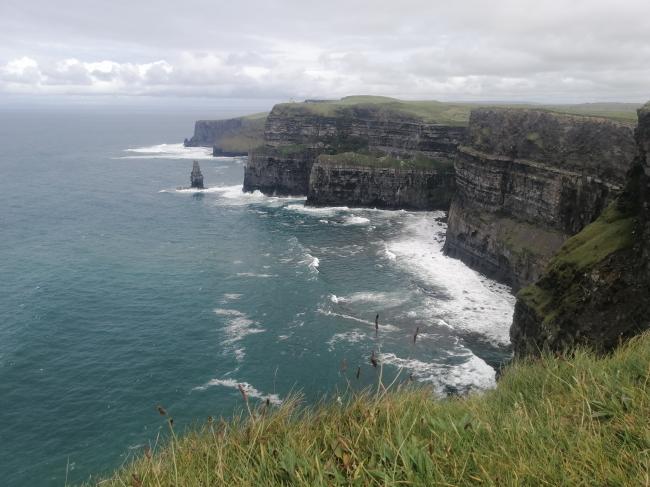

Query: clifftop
[464,108,636,185]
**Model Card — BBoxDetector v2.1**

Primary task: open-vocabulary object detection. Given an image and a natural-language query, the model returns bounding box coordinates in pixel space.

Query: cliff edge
[243,97,468,196]
[444,108,636,290]
[510,102,650,355]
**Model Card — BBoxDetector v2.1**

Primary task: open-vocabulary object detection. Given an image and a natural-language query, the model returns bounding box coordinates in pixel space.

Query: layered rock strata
[510,103,650,355]
[307,154,455,210]
[444,108,637,290]
[243,103,466,196]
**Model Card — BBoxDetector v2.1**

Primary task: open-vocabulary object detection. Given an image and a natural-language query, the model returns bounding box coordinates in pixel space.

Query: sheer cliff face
[444,108,637,290]
[185,117,266,156]
[185,119,245,147]
[307,159,456,210]
[243,104,466,196]
[510,103,650,355]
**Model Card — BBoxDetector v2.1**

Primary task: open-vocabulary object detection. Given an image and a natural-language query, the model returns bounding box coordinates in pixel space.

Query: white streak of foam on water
[193,378,282,405]
[317,308,399,332]
[379,351,496,393]
[386,212,515,345]
[213,308,265,361]
[326,330,367,350]
[119,143,216,160]
[343,215,371,226]
[329,291,410,308]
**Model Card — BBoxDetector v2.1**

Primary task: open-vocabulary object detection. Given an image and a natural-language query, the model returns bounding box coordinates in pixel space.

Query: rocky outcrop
[510,103,650,355]
[307,154,455,210]
[190,160,204,189]
[243,102,466,196]
[185,116,266,155]
[444,108,637,290]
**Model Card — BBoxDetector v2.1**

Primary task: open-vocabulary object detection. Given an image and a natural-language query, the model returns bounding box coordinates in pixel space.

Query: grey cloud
[0,0,649,102]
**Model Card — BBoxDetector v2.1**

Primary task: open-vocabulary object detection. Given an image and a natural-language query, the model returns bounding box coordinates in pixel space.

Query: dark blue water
[0,109,514,486]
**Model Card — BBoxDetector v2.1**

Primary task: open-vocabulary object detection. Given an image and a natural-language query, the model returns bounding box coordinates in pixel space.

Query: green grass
[91,332,650,486]
[518,200,637,320]
[270,97,641,126]
[317,151,454,171]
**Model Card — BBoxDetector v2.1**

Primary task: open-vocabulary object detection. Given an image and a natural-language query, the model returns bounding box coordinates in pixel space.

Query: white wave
[327,330,367,350]
[384,248,397,260]
[331,291,410,308]
[284,204,350,216]
[307,254,320,272]
[343,215,371,226]
[379,350,496,393]
[119,143,215,160]
[213,308,265,360]
[236,272,277,278]
[174,186,227,194]
[193,378,282,405]
[317,308,399,332]
[221,293,243,303]
[209,185,305,206]
[385,213,515,345]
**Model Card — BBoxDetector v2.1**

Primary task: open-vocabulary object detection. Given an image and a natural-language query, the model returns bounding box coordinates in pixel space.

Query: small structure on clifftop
[190,160,204,189]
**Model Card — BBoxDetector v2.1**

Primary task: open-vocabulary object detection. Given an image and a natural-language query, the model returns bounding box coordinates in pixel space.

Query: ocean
[0,108,514,486]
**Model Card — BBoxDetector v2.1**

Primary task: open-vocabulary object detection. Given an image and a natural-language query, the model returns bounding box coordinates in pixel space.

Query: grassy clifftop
[92,333,649,486]
[269,96,641,125]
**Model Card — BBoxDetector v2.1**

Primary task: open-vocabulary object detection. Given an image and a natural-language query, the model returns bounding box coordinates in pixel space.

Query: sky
[1,0,649,107]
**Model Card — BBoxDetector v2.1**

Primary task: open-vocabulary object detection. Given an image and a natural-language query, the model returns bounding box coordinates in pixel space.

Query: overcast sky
[1,0,649,105]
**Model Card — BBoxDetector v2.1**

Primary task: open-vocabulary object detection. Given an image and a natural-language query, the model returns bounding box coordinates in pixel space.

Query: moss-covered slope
[511,102,650,355]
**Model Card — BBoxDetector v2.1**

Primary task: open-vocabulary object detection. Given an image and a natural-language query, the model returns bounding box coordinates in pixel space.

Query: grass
[317,151,455,171]
[91,332,650,486]
[518,199,637,321]
[270,97,641,126]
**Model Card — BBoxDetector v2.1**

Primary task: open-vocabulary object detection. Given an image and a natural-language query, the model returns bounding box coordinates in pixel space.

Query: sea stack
[190,160,204,189]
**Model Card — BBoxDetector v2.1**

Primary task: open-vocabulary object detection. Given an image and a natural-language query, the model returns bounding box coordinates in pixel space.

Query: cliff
[444,108,637,290]
[184,114,267,155]
[243,97,468,196]
[510,102,650,355]
[307,152,456,210]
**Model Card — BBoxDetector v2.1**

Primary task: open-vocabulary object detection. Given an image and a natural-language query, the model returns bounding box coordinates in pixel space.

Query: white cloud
[0,0,649,102]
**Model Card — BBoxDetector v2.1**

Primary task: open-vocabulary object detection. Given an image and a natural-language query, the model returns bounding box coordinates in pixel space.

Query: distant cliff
[510,102,650,355]
[184,114,267,156]
[444,108,637,290]
[243,97,467,196]
[307,152,455,210]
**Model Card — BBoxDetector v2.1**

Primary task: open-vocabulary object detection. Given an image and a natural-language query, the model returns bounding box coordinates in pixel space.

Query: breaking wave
[119,143,215,160]
[193,378,282,405]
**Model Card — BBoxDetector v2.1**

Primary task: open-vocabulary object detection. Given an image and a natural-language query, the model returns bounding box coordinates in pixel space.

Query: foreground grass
[94,333,649,486]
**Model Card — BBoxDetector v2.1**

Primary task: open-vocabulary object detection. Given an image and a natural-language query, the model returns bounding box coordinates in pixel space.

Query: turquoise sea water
[0,109,515,486]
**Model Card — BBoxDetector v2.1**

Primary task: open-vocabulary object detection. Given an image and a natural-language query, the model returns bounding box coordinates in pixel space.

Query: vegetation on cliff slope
[213,115,267,153]
[92,333,649,486]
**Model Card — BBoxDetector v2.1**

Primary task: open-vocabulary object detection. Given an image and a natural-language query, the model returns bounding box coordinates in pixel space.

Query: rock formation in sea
[190,160,204,189]
[243,98,467,197]
[443,108,637,290]
[510,102,650,355]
